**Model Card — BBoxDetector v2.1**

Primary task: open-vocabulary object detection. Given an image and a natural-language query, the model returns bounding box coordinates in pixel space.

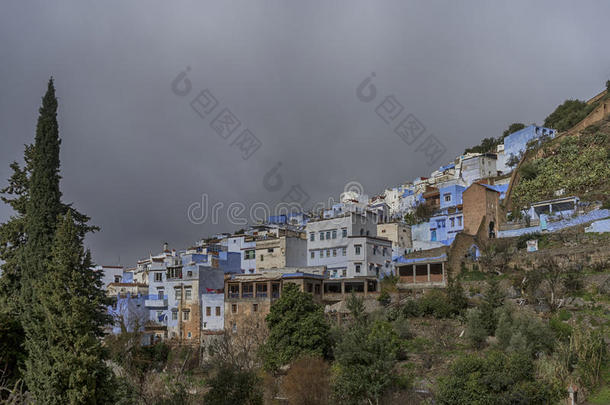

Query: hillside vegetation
[511,117,610,210]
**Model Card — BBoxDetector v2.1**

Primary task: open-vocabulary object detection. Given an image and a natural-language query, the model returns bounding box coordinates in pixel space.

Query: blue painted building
[499,125,556,172]
[439,185,465,210]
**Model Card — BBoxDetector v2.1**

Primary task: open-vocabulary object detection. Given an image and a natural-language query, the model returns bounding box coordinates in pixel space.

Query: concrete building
[463,183,501,238]
[377,222,412,251]
[306,212,391,278]
[224,268,326,333]
[395,247,448,289]
[497,124,556,173]
[226,235,256,273]
[201,292,224,332]
[96,265,124,289]
[255,234,308,270]
[458,153,498,186]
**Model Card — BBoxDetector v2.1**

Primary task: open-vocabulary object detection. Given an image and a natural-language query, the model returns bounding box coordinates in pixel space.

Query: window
[319,250,324,258]
[157,288,164,299]
[450,217,455,227]
[457,216,462,226]
[310,251,315,259]
[310,232,315,241]
[174,288,181,300]
[232,321,237,333]
[215,306,221,316]
[326,231,331,240]
[332,230,337,239]
[187,332,192,339]
[314,284,321,294]
[260,255,264,261]
[333,249,337,257]
[360,228,364,236]
[382,247,387,256]
[267,248,274,253]
[319,231,325,240]
[114,275,121,283]
[356,263,361,273]
[355,245,361,255]
[326,249,331,257]
[231,304,237,314]
[342,269,347,277]
[342,228,347,237]
[373,245,378,255]
[187,270,193,277]
[154,272,163,282]
[206,306,211,316]
[245,249,255,260]
[184,287,192,301]
[182,310,190,321]
[253,303,258,312]
[172,311,178,320]
[444,193,451,202]
[342,247,347,256]
[307,283,313,293]
[203,322,207,328]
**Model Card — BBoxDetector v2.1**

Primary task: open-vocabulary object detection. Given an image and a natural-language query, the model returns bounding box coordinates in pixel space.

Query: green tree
[446,276,468,315]
[21,79,63,303]
[24,212,113,404]
[260,283,331,371]
[436,351,564,404]
[464,308,487,349]
[544,99,595,132]
[479,278,504,335]
[503,122,526,138]
[332,295,403,405]
[204,365,263,405]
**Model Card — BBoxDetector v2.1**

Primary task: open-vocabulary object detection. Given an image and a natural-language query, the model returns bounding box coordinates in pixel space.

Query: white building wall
[201,293,224,331]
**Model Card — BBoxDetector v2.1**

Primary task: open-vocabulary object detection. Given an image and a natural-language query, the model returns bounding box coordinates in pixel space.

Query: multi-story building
[226,234,256,273]
[255,233,307,270]
[497,125,556,174]
[377,222,412,258]
[306,212,392,278]
[457,153,498,186]
[463,183,501,238]
[96,265,124,289]
[224,267,326,334]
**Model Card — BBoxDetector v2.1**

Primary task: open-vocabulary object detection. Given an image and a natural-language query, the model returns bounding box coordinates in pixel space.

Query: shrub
[204,365,263,405]
[377,290,391,306]
[464,308,487,349]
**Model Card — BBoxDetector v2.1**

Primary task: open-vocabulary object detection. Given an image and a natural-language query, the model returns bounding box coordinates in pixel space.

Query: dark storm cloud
[1,0,609,265]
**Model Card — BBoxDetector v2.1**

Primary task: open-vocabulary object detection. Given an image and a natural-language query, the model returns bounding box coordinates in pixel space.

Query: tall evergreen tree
[24,212,113,403]
[0,81,97,388]
[21,78,63,300]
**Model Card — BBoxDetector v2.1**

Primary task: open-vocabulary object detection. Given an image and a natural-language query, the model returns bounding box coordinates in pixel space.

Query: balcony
[144,295,168,307]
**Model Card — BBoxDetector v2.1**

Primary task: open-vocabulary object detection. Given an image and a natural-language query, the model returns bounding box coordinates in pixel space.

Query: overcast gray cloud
[1,0,609,265]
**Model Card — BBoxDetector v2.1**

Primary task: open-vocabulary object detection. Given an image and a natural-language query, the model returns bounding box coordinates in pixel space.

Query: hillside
[505,98,610,214]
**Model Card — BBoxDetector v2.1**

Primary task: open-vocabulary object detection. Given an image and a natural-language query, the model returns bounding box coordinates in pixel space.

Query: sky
[1,1,609,266]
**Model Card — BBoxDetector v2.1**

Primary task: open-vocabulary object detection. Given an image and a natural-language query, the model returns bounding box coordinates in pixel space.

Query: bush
[204,365,263,405]
[464,308,487,349]
[377,290,391,306]
[419,290,452,318]
[544,99,597,132]
[436,351,564,405]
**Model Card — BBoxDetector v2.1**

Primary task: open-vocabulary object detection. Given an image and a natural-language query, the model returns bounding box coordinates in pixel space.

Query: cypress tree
[24,212,113,403]
[21,78,62,298]
[0,81,97,388]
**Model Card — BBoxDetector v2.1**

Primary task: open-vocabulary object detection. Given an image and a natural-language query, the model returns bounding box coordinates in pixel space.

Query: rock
[506,286,521,299]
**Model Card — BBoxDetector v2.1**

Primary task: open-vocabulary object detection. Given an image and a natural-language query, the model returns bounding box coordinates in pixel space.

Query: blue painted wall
[504,125,556,162]
[439,185,465,209]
